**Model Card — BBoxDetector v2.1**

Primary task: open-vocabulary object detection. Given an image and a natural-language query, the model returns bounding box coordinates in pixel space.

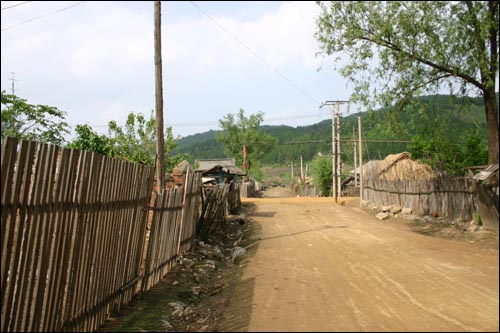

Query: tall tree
[216,109,277,179]
[315,1,499,164]
[1,90,70,146]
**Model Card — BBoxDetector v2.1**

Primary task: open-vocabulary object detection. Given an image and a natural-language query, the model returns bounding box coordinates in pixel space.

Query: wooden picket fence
[1,137,201,332]
[364,176,476,220]
[142,171,200,291]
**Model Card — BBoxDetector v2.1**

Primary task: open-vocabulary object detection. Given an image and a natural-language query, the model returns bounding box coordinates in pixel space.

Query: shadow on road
[251,225,347,244]
[251,211,277,218]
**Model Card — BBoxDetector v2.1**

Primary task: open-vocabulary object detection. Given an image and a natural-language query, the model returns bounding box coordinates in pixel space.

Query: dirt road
[218,187,499,332]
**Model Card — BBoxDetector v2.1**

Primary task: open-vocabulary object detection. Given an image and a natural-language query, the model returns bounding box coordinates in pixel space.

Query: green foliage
[216,108,277,179]
[108,112,156,165]
[476,212,483,226]
[310,155,332,197]
[171,130,220,164]
[315,1,499,164]
[68,111,187,172]
[315,1,498,105]
[107,111,188,172]
[175,95,490,174]
[68,124,116,156]
[408,135,464,173]
[462,129,488,167]
[408,128,488,174]
[1,90,70,146]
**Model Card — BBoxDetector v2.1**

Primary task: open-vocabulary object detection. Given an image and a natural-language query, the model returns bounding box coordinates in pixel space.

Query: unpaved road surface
[218,188,499,332]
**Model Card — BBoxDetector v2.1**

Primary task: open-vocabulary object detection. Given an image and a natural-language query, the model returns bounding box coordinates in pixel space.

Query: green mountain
[171,94,493,168]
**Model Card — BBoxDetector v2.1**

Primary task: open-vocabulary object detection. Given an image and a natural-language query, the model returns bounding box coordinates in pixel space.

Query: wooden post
[358,116,363,207]
[300,155,304,182]
[332,105,337,202]
[336,103,342,197]
[353,126,357,192]
[154,1,165,191]
[176,167,190,257]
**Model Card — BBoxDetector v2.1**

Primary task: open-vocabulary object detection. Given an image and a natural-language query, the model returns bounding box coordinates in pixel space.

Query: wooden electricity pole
[154,0,165,190]
[320,100,348,203]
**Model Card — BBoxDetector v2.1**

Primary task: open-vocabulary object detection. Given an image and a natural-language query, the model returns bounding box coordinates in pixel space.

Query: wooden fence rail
[364,176,476,220]
[1,138,201,332]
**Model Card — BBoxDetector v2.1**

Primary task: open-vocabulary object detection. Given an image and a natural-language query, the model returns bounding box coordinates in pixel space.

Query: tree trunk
[484,87,499,165]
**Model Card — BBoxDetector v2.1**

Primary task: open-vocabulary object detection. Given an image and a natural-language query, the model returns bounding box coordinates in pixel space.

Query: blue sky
[1,1,356,140]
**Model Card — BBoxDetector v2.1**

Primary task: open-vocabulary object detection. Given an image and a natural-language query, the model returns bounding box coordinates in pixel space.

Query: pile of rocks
[369,203,483,232]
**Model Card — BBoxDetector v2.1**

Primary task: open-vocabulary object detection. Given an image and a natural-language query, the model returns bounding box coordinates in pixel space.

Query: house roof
[195,158,246,176]
[195,158,235,171]
[350,160,382,175]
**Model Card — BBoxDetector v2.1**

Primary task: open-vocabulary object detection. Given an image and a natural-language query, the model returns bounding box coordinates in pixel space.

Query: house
[195,158,246,185]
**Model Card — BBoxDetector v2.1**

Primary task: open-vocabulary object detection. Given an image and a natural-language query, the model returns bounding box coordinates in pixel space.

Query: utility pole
[9,72,18,95]
[320,100,349,203]
[154,1,165,191]
[290,161,294,180]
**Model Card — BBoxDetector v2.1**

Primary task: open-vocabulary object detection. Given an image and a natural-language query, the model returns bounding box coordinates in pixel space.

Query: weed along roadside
[97,204,255,333]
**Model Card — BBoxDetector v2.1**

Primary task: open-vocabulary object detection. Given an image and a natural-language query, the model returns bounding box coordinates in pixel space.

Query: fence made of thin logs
[198,183,231,242]
[1,138,201,332]
[141,171,200,292]
[364,176,476,220]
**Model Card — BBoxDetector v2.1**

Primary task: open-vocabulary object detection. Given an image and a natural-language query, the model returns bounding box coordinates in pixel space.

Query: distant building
[195,158,246,185]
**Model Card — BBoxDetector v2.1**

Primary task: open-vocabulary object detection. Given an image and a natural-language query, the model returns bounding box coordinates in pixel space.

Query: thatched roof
[364,152,437,181]
[350,160,381,175]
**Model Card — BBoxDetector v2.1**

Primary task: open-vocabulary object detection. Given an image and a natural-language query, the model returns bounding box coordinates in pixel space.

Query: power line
[1,1,32,11]
[69,112,333,128]
[247,139,413,146]
[1,1,85,32]
[189,1,321,106]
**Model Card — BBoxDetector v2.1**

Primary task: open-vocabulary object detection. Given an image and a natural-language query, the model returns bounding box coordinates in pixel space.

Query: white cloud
[164,1,321,72]
[66,3,152,80]
[1,1,348,139]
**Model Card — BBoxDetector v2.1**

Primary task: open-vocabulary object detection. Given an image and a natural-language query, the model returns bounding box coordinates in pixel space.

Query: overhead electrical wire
[1,1,85,32]
[69,112,334,129]
[1,1,32,11]
[189,1,322,106]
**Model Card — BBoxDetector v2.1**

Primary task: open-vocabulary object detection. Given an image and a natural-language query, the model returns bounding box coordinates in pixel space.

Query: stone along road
[218,187,499,332]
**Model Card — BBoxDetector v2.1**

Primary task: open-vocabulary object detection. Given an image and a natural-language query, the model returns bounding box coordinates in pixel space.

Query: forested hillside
[171,94,494,169]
